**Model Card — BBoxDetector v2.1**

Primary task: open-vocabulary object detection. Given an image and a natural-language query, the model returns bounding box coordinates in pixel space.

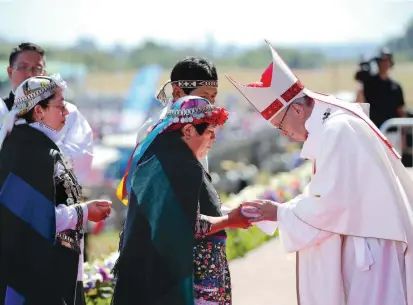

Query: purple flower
[99,267,110,282]
[261,190,279,202]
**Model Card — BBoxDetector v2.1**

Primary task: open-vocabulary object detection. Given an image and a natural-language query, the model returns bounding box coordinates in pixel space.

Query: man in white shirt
[229,40,413,305]
[0,43,93,183]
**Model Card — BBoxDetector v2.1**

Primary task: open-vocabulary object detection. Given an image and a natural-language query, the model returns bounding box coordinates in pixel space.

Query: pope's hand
[227,205,252,229]
[86,200,112,222]
[241,199,279,222]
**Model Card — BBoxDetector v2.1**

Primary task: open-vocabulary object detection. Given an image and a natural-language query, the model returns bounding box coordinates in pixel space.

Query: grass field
[87,231,119,261]
[85,63,413,106]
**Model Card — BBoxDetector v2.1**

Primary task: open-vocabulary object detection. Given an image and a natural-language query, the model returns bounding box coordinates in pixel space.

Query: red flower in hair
[166,106,229,131]
[204,107,229,126]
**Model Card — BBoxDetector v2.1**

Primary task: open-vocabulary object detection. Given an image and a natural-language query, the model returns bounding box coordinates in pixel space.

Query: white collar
[15,119,63,143]
[300,101,338,160]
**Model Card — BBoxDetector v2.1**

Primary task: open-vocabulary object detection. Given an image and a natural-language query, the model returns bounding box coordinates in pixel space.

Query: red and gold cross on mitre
[226,39,316,125]
[226,40,401,160]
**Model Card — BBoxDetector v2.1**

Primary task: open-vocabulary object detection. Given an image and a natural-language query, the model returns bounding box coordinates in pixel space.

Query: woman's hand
[227,205,251,229]
[86,200,112,222]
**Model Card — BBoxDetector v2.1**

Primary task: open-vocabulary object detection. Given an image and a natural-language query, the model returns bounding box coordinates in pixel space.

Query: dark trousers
[64,281,86,305]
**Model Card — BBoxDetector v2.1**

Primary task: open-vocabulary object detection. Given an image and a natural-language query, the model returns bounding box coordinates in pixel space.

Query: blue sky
[0,0,412,47]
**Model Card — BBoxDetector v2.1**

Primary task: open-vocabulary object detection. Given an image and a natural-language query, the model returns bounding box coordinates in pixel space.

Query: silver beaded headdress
[166,103,217,124]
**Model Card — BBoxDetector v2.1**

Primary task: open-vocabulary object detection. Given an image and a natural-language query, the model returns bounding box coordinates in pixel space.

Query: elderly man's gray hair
[293,95,313,106]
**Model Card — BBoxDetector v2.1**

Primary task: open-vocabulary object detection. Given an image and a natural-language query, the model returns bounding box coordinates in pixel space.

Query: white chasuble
[277,100,413,305]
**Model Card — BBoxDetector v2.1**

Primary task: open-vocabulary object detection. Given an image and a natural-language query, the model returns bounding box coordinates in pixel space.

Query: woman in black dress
[0,75,111,305]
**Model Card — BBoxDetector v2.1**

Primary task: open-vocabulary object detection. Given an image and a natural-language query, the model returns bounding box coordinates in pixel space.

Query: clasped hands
[226,199,279,229]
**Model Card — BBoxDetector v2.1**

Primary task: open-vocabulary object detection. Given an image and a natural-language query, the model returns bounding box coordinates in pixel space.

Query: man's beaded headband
[177,80,218,88]
[156,79,219,105]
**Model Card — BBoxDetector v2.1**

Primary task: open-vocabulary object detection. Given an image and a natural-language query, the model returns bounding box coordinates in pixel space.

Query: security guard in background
[354,48,411,166]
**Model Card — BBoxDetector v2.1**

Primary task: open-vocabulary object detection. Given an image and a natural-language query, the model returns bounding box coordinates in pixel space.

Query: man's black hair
[374,47,394,67]
[170,56,217,94]
[9,42,46,66]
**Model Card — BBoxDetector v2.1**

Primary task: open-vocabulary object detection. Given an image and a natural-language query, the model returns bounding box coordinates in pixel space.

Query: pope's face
[270,104,309,142]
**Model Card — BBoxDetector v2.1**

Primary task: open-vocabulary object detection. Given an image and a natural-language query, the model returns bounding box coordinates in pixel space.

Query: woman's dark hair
[193,123,209,135]
[20,94,54,123]
[170,56,217,95]
[168,122,210,137]
[179,123,209,136]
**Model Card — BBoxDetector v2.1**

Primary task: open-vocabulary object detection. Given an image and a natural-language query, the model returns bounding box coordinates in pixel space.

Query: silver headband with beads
[166,104,217,123]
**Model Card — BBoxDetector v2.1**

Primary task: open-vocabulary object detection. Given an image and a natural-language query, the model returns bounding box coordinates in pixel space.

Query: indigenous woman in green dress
[112,96,250,305]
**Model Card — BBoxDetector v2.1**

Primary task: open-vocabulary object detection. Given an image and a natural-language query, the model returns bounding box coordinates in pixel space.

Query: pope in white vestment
[227,40,413,305]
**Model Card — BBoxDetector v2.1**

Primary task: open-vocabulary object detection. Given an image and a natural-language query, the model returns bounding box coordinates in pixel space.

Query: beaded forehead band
[166,104,217,124]
[176,80,218,88]
[13,74,67,116]
[156,79,219,105]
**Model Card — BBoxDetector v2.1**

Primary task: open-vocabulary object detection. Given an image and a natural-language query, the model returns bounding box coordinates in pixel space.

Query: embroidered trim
[28,121,63,143]
[195,198,213,239]
[195,216,213,239]
[167,104,216,117]
[55,231,81,254]
[74,204,84,231]
[13,74,67,115]
[177,80,218,88]
[156,79,218,105]
[280,80,304,103]
[52,150,84,254]
[164,98,228,127]
[14,90,55,115]
[261,99,284,120]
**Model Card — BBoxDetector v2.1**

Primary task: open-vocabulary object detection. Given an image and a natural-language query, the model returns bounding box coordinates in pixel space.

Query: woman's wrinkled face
[183,124,217,160]
[33,88,69,131]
